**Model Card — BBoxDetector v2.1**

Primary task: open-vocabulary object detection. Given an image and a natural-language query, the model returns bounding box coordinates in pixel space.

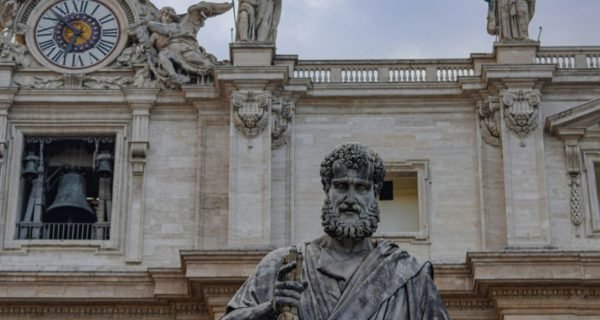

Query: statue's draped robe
[238,0,282,42]
[225,237,450,319]
[495,0,535,40]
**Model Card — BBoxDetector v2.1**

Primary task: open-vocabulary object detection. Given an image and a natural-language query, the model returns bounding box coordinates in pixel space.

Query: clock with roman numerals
[26,0,127,74]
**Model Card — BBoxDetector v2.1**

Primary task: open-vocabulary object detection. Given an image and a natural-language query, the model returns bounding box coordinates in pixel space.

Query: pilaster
[476,92,507,250]
[228,89,273,248]
[0,89,17,166]
[0,88,17,249]
[0,63,17,88]
[270,96,296,247]
[124,88,158,263]
[499,85,551,248]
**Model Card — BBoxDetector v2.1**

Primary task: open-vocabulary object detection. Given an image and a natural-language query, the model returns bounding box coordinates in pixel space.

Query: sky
[151,0,600,61]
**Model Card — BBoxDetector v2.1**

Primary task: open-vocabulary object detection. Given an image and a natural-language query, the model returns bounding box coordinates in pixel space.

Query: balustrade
[536,46,600,69]
[587,55,600,69]
[389,68,426,82]
[293,60,474,83]
[291,46,600,84]
[293,68,331,83]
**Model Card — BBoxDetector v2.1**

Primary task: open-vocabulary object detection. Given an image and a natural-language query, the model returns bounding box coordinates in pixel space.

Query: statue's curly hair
[320,143,385,195]
[159,6,180,23]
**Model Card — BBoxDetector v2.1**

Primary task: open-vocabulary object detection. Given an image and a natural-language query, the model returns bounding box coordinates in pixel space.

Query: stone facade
[0,0,599,319]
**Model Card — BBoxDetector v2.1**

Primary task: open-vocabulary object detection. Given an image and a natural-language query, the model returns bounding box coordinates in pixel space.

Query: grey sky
[152,0,600,60]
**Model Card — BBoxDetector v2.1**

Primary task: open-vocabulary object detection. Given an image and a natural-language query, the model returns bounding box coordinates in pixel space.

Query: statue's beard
[321,198,380,240]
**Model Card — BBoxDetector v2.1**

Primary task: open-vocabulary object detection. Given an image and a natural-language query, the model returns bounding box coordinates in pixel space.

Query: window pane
[378,172,419,233]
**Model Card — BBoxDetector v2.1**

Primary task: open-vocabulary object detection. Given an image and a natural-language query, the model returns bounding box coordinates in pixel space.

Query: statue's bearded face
[321,161,380,240]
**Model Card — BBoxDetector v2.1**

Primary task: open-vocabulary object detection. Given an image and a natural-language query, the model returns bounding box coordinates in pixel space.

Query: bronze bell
[45,171,96,223]
[96,152,113,178]
[22,153,40,180]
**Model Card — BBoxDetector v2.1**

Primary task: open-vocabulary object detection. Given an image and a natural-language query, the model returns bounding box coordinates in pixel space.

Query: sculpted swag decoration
[222,143,449,320]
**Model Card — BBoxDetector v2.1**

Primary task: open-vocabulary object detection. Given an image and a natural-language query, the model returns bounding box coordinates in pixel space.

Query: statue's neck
[325,236,373,257]
[317,236,374,284]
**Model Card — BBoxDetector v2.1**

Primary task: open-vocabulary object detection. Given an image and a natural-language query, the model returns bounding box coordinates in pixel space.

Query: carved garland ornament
[502,90,541,147]
[231,91,271,139]
[478,96,502,147]
[565,142,583,226]
[272,96,295,149]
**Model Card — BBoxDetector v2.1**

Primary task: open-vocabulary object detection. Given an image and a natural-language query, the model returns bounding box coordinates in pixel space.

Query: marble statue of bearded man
[222,143,450,320]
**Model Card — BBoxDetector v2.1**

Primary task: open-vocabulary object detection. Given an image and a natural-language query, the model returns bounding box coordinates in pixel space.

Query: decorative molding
[231,91,271,139]
[490,287,600,300]
[0,251,597,319]
[125,90,158,176]
[0,304,206,316]
[444,298,495,310]
[202,286,239,298]
[15,75,133,90]
[478,96,502,147]
[501,89,541,147]
[0,89,16,165]
[271,96,295,149]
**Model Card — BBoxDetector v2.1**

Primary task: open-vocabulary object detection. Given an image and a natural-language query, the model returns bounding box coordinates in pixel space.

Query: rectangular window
[375,161,430,240]
[378,171,419,233]
[580,151,600,236]
[16,137,114,241]
[594,162,600,216]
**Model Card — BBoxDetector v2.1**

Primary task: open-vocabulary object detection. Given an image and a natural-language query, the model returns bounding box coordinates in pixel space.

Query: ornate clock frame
[24,0,129,74]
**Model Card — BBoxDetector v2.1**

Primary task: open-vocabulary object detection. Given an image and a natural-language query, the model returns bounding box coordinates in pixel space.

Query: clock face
[27,0,126,73]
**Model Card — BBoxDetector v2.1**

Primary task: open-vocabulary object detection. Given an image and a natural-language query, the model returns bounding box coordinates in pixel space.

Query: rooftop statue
[128,1,232,88]
[236,0,282,43]
[486,0,536,41]
[222,143,449,320]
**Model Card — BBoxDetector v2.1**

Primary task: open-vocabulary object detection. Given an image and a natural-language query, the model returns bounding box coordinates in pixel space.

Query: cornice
[0,251,598,317]
[545,98,600,135]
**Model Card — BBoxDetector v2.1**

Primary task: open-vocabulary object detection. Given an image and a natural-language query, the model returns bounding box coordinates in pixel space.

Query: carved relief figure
[223,143,449,320]
[0,0,29,66]
[236,0,282,43]
[486,0,535,41]
[0,0,18,37]
[132,2,232,87]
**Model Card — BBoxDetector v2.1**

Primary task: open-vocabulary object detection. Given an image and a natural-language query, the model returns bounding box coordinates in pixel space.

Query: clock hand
[66,33,80,53]
[50,9,81,35]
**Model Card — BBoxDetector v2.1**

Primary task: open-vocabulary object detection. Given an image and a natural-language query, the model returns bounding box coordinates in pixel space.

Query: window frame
[374,160,430,242]
[1,122,128,251]
[582,150,600,235]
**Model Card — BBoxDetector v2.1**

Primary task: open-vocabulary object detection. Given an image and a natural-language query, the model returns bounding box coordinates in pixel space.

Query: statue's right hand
[272,261,305,315]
